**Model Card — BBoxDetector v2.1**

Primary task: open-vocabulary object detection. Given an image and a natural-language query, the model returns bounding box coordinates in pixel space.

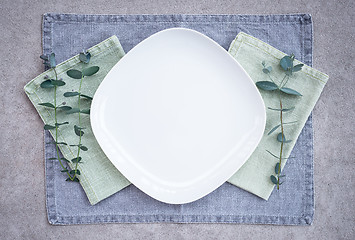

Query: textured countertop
[0,0,354,239]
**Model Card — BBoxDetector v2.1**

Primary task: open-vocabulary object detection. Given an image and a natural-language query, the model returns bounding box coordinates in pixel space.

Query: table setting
[3,0,355,238]
[22,13,330,226]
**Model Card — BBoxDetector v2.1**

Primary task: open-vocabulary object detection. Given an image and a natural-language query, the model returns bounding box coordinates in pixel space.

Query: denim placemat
[44,13,314,225]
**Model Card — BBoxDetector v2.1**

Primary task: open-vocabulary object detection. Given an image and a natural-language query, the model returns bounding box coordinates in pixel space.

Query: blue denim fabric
[44,13,314,225]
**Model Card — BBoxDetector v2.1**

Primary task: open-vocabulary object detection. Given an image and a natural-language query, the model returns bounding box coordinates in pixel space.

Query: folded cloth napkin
[24,36,131,204]
[25,31,328,205]
[228,32,329,199]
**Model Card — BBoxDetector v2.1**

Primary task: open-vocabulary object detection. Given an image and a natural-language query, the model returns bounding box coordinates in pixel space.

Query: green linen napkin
[24,36,130,205]
[227,32,329,200]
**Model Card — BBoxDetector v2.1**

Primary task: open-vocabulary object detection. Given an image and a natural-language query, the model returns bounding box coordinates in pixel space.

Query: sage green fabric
[227,32,329,200]
[24,36,130,205]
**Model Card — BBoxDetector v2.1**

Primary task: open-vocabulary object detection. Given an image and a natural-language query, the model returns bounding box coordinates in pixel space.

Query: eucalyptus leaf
[80,94,93,100]
[38,102,55,108]
[277,133,292,143]
[268,107,295,112]
[55,122,69,126]
[292,64,304,72]
[283,107,295,112]
[57,106,72,111]
[270,175,278,184]
[266,150,294,160]
[67,69,83,79]
[56,142,68,145]
[277,133,285,143]
[279,175,286,178]
[255,81,278,91]
[268,107,282,111]
[40,55,48,60]
[70,170,81,175]
[86,52,91,62]
[44,124,55,130]
[268,124,281,135]
[73,177,80,182]
[48,157,57,160]
[74,125,84,136]
[82,66,99,76]
[79,145,88,151]
[64,92,79,97]
[61,169,68,173]
[266,150,279,159]
[262,68,270,74]
[79,52,87,63]
[61,157,69,163]
[40,80,54,88]
[280,55,293,71]
[71,157,82,163]
[280,87,302,96]
[51,80,66,86]
[80,109,90,114]
[262,66,272,74]
[70,144,88,151]
[66,108,80,114]
[275,163,280,174]
[79,52,91,63]
[49,53,56,68]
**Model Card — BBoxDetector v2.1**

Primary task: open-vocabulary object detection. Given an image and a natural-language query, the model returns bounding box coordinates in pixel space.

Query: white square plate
[91,28,266,204]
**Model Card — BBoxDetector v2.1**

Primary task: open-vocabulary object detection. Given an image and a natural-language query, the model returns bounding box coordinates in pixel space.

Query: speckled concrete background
[0,0,354,239]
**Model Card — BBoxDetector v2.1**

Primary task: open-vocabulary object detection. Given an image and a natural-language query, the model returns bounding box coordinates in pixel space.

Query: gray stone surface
[0,0,354,239]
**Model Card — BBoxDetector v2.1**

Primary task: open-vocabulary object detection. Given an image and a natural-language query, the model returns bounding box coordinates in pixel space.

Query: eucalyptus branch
[277,95,284,189]
[39,51,99,182]
[39,53,71,179]
[64,51,100,182]
[53,68,71,179]
[256,55,304,189]
[72,74,84,181]
[279,75,288,88]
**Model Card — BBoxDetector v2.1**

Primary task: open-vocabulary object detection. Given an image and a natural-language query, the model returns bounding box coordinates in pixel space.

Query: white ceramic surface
[91,28,266,204]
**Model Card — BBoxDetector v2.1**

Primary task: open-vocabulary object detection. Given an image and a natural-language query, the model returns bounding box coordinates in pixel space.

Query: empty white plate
[91,28,266,204]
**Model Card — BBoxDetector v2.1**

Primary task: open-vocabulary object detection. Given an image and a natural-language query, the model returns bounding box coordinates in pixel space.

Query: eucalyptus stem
[53,68,72,179]
[267,74,276,84]
[71,74,84,180]
[256,55,304,189]
[279,74,288,87]
[40,52,98,183]
[277,94,284,190]
[62,51,99,182]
